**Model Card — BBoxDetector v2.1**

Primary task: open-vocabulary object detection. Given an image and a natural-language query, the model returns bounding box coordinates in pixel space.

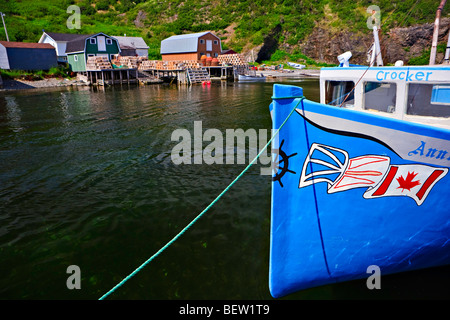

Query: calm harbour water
[1,78,449,300]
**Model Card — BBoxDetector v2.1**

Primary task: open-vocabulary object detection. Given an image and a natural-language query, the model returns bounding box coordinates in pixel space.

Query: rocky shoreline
[256,68,321,78]
[0,78,89,92]
[0,68,320,92]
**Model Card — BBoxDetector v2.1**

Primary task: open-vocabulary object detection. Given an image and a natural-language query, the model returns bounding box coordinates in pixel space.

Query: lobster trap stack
[86,56,113,70]
[111,56,140,69]
[82,54,237,85]
[138,60,201,71]
[217,54,247,66]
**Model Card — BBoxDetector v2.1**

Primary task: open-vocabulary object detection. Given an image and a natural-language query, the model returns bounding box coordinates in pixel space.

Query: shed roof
[42,32,88,42]
[65,33,119,54]
[160,32,219,54]
[65,34,92,53]
[113,36,149,49]
[0,41,55,49]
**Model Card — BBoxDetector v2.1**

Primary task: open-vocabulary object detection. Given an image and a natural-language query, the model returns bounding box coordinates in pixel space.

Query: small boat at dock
[287,62,306,69]
[237,74,266,81]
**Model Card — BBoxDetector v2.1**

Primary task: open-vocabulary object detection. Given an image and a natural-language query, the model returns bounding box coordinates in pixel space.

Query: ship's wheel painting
[272,139,297,187]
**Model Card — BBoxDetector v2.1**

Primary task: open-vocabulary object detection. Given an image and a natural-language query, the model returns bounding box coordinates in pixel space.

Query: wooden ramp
[187,68,210,84]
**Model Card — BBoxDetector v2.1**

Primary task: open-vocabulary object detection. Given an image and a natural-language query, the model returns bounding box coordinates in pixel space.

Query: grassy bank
[259,49,337,68]
[0,0,445,62]
[0,65,74,81]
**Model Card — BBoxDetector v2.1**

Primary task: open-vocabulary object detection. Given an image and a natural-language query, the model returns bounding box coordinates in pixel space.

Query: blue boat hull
[269,84,450,298]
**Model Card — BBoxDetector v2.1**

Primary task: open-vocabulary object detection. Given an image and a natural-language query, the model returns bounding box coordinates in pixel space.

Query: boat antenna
[367,7,383,67]
[371,25,384,66]
[429,0,447,65]
[338,8,384,107]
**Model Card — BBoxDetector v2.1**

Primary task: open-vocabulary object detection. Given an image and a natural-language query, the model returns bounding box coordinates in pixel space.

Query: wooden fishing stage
[78,54,250,86]
[79,66,239,86]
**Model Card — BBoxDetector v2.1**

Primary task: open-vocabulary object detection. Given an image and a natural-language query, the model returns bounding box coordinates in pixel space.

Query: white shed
[112,36,149,57]
[39,31,89,63]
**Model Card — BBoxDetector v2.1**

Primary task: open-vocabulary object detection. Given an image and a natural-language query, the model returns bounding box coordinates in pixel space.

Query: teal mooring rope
[98,97,304,300]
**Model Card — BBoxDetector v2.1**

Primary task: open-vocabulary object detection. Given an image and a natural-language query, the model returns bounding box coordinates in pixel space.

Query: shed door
[97,36,106,52]
[206,40,212,51]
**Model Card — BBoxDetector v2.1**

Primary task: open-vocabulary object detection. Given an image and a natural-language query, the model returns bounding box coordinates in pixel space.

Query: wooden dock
[77,68,163,86]
[78,65,244,86]
[77,55,248,86]
[136,66,234,84]
[84,68,139,86]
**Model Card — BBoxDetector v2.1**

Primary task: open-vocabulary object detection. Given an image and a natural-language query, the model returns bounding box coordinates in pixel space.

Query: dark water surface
[1,79,449,300]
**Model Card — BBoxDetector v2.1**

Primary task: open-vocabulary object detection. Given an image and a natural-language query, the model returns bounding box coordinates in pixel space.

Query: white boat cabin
[320,65,450,128]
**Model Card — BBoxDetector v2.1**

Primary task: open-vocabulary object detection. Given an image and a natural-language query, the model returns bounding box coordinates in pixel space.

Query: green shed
[66,33,121,72]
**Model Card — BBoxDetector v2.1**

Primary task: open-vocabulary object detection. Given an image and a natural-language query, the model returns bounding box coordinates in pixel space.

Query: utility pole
[0,12,9,42]
[429,0,447,65]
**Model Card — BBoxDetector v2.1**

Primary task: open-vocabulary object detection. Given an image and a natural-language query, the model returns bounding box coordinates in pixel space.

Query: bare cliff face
[301,28,373,65]
[300,18,450,65]
[385,17,450,63]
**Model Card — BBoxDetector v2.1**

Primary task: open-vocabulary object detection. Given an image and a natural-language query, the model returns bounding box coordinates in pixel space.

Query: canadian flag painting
[363,164,448,205]
[299,143,448,205]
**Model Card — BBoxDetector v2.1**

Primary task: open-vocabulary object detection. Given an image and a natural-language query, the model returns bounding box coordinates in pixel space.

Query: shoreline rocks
[0,78,89,92]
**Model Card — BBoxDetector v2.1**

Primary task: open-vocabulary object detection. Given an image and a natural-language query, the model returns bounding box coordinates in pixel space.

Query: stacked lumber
[86,56,113,70]
[217,54,247,66]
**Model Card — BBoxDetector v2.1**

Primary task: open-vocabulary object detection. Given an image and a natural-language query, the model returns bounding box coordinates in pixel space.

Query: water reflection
[4,96,23,133]
[1,79,446,300]
[0,80,307,299]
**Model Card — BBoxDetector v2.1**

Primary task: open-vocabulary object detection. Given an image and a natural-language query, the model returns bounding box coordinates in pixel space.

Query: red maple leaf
[396,171,421,192]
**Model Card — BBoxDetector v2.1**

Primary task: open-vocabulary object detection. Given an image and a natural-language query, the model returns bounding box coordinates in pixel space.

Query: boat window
[407,84,450,117]
[325,81,355,107]
[363,82,396,113]
[406,83,450,118]
[431,85,450,105]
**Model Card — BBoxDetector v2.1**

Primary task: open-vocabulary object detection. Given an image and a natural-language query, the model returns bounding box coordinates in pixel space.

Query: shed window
[200,39,205,44]
[364,82,396,113]
[213,40,218,45]
[90,38,96,44]
[74,55,78,61]
[106,38,113,45]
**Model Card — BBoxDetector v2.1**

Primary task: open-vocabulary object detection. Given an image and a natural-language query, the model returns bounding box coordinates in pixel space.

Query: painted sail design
[299,143,448,205]
[269,84,450,298]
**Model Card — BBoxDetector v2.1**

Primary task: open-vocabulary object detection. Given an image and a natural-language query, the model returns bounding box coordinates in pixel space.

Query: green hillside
[0,0,447,62]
